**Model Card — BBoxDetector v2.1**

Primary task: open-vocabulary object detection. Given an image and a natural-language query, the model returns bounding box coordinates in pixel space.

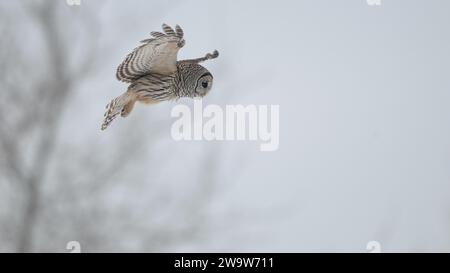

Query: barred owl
[101,24,219,130]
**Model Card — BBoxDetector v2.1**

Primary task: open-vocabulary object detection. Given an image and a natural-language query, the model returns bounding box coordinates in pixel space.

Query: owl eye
[201,81,208,88]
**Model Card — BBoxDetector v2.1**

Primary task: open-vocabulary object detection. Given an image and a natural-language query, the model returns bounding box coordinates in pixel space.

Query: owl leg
[137,97,160,105]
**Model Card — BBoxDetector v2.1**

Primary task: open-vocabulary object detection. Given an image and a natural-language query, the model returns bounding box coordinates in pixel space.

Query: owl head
[178,62,214,98]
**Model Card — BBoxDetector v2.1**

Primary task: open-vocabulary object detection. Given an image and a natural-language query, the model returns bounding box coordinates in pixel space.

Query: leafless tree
[0,0,107,252]
[0,0,228,253]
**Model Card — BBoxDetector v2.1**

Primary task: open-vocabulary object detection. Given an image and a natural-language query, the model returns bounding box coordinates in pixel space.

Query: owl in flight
[101,24,219,130]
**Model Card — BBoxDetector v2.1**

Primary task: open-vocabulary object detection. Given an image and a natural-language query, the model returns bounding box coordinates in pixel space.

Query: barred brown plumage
[101,24,219,130]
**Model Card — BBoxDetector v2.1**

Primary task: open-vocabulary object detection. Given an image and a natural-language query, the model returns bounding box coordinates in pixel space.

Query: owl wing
[116,24,185,83]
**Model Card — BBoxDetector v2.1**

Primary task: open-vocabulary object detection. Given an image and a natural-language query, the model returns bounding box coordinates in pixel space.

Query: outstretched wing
[116,24,185,83]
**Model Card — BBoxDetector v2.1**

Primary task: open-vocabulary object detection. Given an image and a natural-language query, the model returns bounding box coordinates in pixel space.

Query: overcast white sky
[77,0,450,252]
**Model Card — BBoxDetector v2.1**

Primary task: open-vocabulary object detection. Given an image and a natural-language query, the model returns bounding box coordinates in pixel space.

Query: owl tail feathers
[101,92,136,131]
